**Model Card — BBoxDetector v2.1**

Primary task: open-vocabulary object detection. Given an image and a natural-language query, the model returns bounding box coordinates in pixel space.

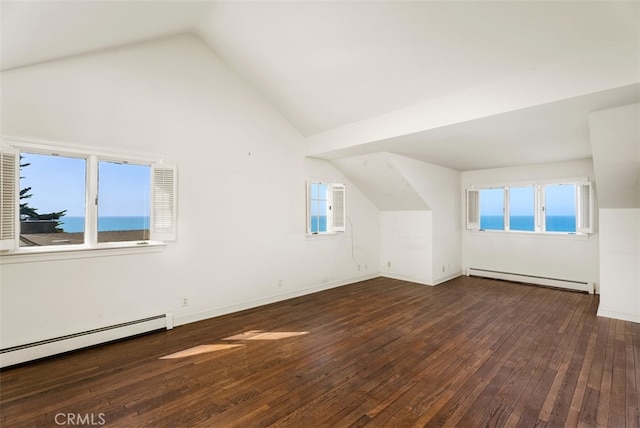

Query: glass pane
[479,188,504,230]
[310,182,319,199]
[545,184,576,232]
[98,161,150,242]
[19,153,86,247]
[310,215,320,233]
[309,182,329,233]
[318,200,328,216]
[317,183,328,199]
[310,200,319,232]
[319,215,328,232]
[509,186,535,231]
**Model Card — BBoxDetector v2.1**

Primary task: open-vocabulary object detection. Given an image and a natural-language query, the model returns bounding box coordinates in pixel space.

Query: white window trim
[306,179,346,236]
[0,243,166,265]
[465,177,594,236]
[469,228,590,241]
[0,137,176,259]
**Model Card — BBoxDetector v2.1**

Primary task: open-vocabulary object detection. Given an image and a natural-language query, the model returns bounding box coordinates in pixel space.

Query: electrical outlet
[387,261,391,268]
[181,297,188,307]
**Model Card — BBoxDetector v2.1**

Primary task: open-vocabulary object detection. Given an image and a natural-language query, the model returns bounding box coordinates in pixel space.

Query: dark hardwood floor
[1,276,639,427]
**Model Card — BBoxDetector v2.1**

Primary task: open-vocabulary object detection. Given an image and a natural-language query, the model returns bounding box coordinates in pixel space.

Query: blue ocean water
[310,215,327,233]
[59,216,150,233]
[481,215,576,233]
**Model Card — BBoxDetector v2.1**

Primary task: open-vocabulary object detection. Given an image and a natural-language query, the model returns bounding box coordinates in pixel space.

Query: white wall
[390,154,461,284]
[589,103,640,209]
[597,209,640,322]
[0,35,381,349]
[332,153,461,286]
[589,103,640,322]
[380,211,433,284]
[461,159,600,290]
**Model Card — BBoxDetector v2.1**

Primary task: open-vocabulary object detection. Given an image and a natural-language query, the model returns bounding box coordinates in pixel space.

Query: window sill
[305,232,339,239]
[469,229,591,241]
[0,242,166,264]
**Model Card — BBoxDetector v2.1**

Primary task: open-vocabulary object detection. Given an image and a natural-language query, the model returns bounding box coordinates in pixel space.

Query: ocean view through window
[309,182,329,233]
[479,215,575,232]
[59,216,151,233]
[97,161,150,243]
[479,188,504,231]
[466,180,593,234]
[509,186,535,231]
[19,153,86,247]
[306,180,346,234]
[1,137,177,253]
[544,184,576,233]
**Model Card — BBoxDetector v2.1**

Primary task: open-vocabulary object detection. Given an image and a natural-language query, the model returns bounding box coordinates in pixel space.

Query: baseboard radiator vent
[465,268,595,295]
[0,313,173,369]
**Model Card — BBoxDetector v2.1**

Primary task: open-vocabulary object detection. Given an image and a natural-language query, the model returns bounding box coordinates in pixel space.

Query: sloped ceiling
[332,153,430,211]
[1,2,209,71]
[2,1,639,171]
[197,1,639,135]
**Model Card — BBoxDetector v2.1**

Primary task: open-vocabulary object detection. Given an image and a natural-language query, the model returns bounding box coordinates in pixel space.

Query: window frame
[0,137,177,258]
[305,179,346,235]
[466,177,594,236]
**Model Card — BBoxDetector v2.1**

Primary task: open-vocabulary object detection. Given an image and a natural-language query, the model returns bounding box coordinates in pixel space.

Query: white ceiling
[316,84,640,171]
[1,2,208,71]
[199,1,639,135]
[2,1,639,171]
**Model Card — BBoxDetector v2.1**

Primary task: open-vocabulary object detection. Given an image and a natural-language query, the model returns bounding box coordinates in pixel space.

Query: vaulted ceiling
[2,1,639,171]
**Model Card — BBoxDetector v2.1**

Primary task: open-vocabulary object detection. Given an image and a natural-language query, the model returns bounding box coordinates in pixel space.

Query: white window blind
[466,189,480,230]
[0,147,19,250]
[331,183,346,232]
[576,182,594,234]
[151,165,177,241]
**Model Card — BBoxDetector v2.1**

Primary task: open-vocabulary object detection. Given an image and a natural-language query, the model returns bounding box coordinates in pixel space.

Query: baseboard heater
[465,268,594,294]
[0,313,173,369]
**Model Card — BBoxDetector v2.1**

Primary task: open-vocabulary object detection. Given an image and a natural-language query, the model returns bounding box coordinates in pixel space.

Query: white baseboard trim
[466,267,595,294]
[431,271,464,285]
[381,271,462,286]
[597,308,640,324]
[0,313,172,368]
[174,273,380,327]
[380,273,432,286]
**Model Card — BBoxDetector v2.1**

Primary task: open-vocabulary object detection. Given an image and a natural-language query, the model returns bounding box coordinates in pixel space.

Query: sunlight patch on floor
[159,344,244,359]
[223,330,309,341]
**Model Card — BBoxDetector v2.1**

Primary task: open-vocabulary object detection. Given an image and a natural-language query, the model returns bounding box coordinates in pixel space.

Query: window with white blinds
[307,180,346,234]
[152,166,178,241]
[465,180,594,234]
[0,138,177,253]
[0,147,19,250]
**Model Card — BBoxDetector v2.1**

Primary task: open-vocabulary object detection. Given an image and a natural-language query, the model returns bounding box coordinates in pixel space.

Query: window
[0,139,177,253]
[543,184,576,233]
[479,188,504,231]
[97,161,151,243]
[466,180,593,234]
[306,181,345,234]
[509,186,535,232]
[19,153,87,247]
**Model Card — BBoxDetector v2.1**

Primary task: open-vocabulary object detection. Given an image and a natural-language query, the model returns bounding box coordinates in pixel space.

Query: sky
[20,153,150,217]
[480,185,575,217]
